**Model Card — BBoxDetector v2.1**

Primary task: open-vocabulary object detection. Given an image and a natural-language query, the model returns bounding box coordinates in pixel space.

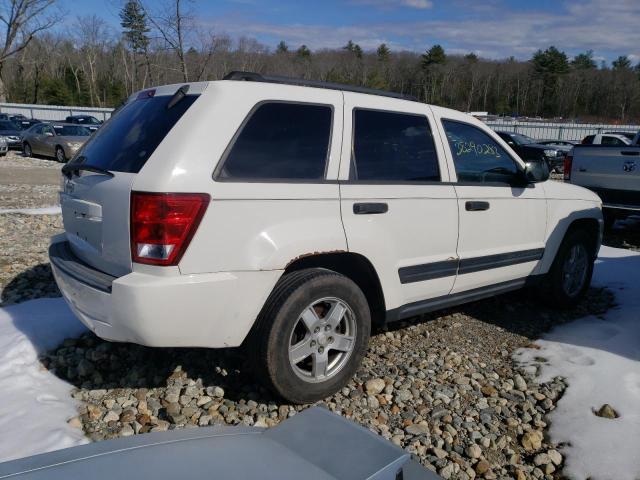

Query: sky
[59,0,640,64]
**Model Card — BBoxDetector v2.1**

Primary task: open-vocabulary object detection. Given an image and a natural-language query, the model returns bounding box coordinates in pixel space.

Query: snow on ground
[0,206,61,215]
[516,245,640,480]
[0,298,88,462]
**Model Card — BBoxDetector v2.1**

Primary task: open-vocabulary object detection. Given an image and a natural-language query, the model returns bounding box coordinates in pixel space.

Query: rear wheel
[544,229,595,307]
[23,142,32,157]
[250,268,371,404]
[55,146,67,163]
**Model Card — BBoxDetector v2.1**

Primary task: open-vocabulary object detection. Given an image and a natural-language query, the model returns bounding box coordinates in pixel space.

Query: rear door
[60,84,204,277]
[339,93,459,313]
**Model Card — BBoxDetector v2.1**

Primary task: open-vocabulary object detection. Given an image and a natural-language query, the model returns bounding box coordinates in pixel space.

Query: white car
[50,73,603,403]
[582,133,632,146]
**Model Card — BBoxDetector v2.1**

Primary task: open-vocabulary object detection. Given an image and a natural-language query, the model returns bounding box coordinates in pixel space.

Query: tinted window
[219,102,332,180]
[352,109,439,181]
[0,121,18,130]
[67,94,198,173]
[54,125,91,136]
[601,136,627,146]
[442,120,520,183]
[582,135,595,144]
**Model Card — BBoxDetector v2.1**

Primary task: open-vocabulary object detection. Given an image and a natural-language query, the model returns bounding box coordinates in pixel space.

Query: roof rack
[222,71,419,102]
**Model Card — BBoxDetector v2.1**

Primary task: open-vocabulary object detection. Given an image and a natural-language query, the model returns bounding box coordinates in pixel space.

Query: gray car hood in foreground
[0,407,437,480]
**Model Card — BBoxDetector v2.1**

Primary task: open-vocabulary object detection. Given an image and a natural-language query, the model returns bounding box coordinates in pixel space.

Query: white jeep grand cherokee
[51,72,603,403]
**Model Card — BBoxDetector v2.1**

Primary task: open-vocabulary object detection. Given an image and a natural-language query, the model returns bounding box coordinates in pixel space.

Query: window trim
[212,99,335,183]
[441,118,525,186]
[349,107,442,184]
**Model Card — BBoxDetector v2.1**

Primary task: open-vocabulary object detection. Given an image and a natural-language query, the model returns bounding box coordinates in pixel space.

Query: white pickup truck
[565,143,640,227]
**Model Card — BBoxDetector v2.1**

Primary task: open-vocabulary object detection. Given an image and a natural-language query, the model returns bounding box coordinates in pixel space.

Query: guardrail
[0,102,113,122]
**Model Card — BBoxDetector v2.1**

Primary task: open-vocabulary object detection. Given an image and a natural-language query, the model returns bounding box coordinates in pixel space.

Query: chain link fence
[0,102,113,122]
[484,120,640,142]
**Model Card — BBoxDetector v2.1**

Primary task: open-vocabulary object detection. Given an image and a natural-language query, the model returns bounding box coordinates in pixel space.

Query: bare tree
[142,0,191,82]
[0,0,60,100]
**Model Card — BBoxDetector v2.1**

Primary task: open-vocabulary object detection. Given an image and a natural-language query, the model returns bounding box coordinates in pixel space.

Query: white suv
[50,73,603,403]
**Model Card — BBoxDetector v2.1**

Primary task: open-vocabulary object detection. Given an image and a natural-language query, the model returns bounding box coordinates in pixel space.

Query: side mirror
[524,160,550,183]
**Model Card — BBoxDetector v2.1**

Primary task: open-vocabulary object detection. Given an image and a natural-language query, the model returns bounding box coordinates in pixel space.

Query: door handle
[353,202,388,215]
[578,167,587,172]
[465,201,490,211]
[621,151,639,156]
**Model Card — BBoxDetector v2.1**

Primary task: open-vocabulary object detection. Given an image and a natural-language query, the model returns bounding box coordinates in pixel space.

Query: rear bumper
[50,240,281,348]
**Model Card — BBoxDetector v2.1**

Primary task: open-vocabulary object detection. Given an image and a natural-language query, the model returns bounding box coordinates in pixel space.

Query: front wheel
[23,142,32,157]
[250,269,371,404]
[544,229,595,307]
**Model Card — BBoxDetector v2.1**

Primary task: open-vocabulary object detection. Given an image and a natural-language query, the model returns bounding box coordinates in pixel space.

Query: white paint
[516,245,640,480]
[0,206,61,215]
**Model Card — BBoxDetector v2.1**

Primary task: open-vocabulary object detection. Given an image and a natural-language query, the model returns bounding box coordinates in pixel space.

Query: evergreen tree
[120,1,150,54]
[276,40,289,54]
[421,44,446,68]
[296,44,311,58]
[376,43,390,62]
[612,55,631,70]
[571,50,596,70]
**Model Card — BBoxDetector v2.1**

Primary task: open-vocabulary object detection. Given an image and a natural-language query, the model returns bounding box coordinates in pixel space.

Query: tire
[544,229,595,307]
[250,268,371,404]
[23,143,32,158]
[55,146,67,163]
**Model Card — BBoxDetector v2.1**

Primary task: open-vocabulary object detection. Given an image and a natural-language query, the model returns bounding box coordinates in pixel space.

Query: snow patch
[0,298,88,462]
[0,206,61,215]
[516,246,640,480]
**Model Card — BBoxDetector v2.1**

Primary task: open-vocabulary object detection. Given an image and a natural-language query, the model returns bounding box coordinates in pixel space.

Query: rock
[196,396,212,407]
[513,375,527,392]
[365,378,386,395]
[119,424,135,437]
[432,447,448,459]
[521,430,543,452]
[533,453,550,466]
[440,463,456,479]
[103,411,120,423]
[475,460,491,475]
[595,404,619,419]
[395,390,412,402]
[547,449,563,466]
[67,416,83,429]
[405,423,430,435]
[466,444,482,459]
[481,385,497,397]
[119,409,136,423]
[212,386,225,398]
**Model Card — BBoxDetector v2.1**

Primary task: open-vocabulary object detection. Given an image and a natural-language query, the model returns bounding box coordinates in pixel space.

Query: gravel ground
[1,152,638,479]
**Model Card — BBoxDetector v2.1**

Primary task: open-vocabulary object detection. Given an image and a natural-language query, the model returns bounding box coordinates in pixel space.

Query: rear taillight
[130,192,209,266]
[563,153,573,181]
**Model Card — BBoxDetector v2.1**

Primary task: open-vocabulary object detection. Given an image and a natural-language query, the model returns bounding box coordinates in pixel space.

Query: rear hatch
[60,84,202,277]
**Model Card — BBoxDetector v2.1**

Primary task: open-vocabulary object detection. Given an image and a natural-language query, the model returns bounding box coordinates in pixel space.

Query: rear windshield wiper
[166,84,190,109]
[62,163,114,178]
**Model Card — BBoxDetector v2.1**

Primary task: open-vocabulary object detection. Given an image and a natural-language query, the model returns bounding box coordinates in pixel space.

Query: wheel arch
[284,252,387,327]
[539,208,602,274]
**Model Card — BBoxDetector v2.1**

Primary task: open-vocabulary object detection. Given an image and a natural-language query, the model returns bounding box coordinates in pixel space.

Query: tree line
[1,0,639,122]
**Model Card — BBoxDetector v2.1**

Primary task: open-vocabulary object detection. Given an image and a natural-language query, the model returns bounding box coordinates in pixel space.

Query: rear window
[217,102,332,181]
[54,125,91,136]
[70,93,199,173]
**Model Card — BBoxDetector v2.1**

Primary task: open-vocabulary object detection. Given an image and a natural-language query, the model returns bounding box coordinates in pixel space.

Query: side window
[44,125,55,136]
[442,120,520,184]
[601,136,625,146]
[352,109,440,181]
[219,102,332,181]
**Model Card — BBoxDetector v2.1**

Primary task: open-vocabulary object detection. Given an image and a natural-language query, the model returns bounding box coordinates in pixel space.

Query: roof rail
[222,71,419,102]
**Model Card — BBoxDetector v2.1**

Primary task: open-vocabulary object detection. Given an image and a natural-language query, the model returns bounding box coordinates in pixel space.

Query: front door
[437,118,547,294]
[339,94,459,315]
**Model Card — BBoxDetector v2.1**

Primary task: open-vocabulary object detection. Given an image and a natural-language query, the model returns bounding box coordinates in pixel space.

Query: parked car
[565,143,640,228]
[22,122,91,162]
[581,133,632,146]
[537,139,579,154]
[495,131,565,172]
[604,131,637,142]
[0,120,24,148]
[51,73,603,403]
[65,114,102,131]
[11,117,41,130]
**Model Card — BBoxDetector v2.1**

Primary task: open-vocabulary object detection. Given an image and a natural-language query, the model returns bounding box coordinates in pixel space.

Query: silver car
[22,122,91,162]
